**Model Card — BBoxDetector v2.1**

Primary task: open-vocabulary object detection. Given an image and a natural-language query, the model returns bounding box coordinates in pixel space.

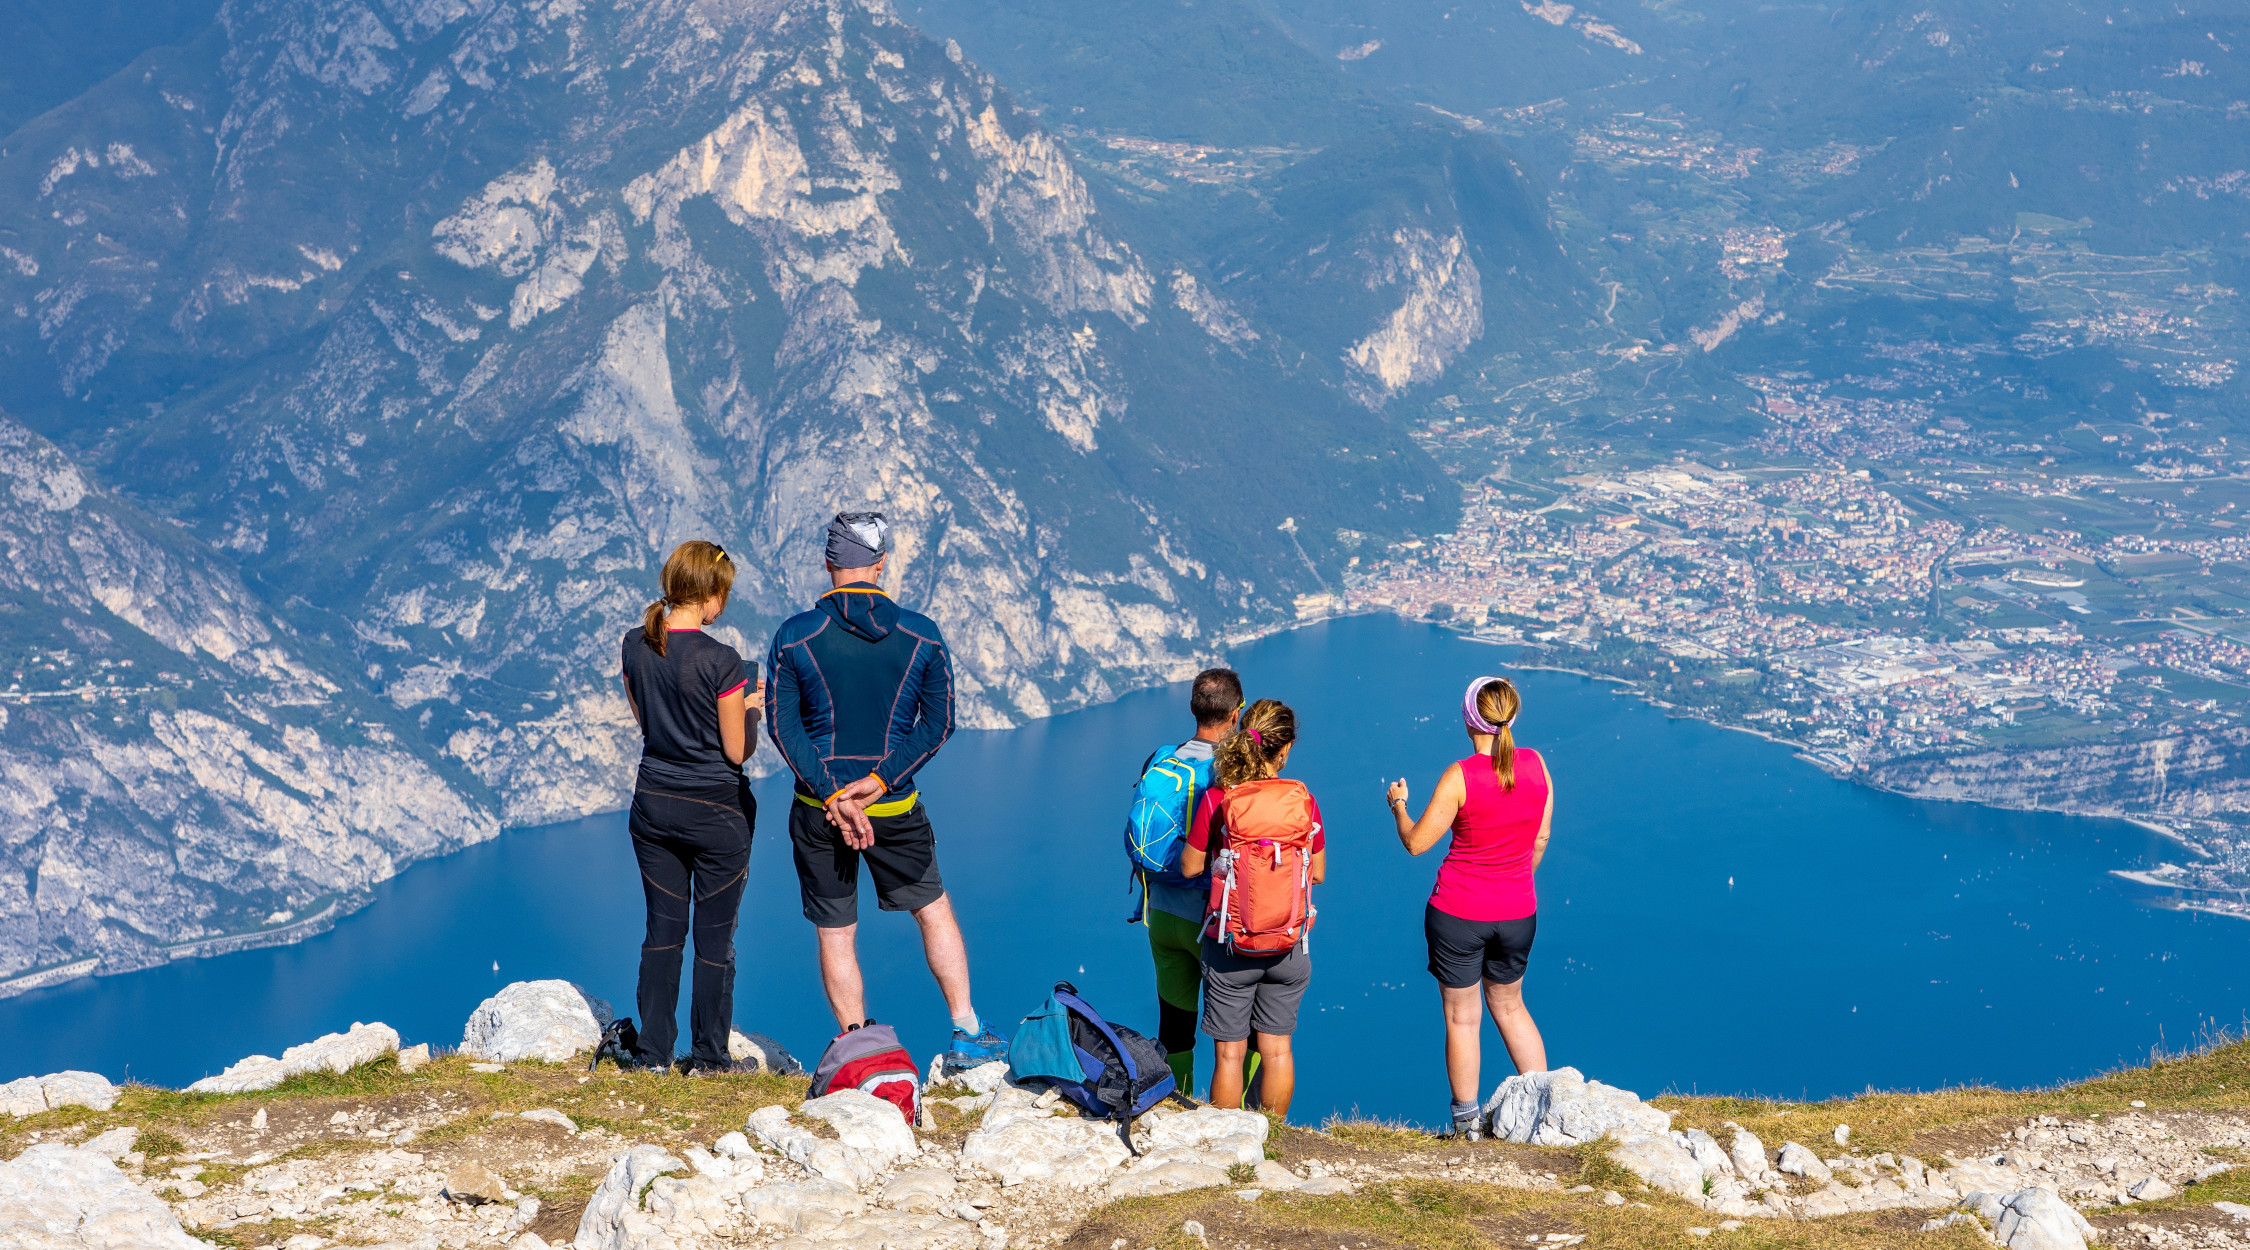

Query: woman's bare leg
[1440,982,1484,1105]
[1486,978,1547,1074]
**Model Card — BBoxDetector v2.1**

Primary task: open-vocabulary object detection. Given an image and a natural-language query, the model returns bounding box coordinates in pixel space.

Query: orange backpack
[1206,778,1319,955]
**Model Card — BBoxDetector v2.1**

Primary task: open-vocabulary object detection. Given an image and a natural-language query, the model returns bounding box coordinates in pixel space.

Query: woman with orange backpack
[1178,698,1324,1116]
[1385,676,1552,1141]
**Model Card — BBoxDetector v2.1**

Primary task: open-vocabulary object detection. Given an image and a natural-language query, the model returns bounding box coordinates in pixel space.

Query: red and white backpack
[809,1023,919,1123]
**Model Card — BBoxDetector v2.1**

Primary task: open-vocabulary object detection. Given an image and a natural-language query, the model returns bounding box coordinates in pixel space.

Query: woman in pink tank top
[1384,676,1554,1141]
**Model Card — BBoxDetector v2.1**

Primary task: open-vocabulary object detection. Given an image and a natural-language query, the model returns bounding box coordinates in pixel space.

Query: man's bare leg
[1252,1031,1295,1116]
[1210,1038,1249,1108]
[910,894,973,1018]
[817,923,866,1027]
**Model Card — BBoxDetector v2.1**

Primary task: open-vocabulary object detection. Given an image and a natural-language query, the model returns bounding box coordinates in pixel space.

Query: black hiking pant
[628,778,754,1068]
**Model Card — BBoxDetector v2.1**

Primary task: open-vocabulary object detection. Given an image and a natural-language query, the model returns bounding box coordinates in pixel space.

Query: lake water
[4,615,2242,1123]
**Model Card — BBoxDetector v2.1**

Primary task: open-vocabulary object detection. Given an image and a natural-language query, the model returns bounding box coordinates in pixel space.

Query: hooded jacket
[766,583,956,803]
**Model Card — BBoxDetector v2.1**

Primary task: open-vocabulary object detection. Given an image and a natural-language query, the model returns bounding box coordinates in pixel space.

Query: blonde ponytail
[640,539,737,659]
[1474,678,1522,792]
[1216,698,1298,788]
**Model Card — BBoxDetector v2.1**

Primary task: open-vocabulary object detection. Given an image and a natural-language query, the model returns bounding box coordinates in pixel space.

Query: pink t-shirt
[1428,749,1547,922]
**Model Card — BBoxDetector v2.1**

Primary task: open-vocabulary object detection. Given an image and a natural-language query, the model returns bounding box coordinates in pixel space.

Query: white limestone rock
[747,1105,883,1189]
[1990,1187,2094,1250]
[742,1178,868,1232]
[467,981,613,1063]
[1674,1129,1733,1179]
[521,1108,579,1132]
[1483,1067,1670,1146]
[0,1077,46,1117]
[0,1142,204,1248]
[728,1031,805,1076]
[954,1063,1013,1096]
[1726,1126,1769,1180]
[1297,1176,1358,1197]
[1777,1142,1833,1183]
[1609,1131,1705,1199]
[1107,1161,1232,1198]
[1252,1159,1302,1190]
[79,1128,138,1162]
[1141,1107,1268,1168]
[798,1090,921,1168]
[2129,1176,2176,1201]
[3,1071,122,1116]
[960,1085,1132,1186]
[574,1145,685,1250]
[188,1023,401,1093]
[397,1043,431,1073]
[880,1169,959,1212]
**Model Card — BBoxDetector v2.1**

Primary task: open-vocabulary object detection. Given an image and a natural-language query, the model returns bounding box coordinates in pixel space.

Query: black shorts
[789,798,947,928]
[1425,904,1536,989]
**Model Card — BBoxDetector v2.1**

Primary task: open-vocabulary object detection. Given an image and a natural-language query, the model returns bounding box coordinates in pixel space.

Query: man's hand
[825,773,885,848]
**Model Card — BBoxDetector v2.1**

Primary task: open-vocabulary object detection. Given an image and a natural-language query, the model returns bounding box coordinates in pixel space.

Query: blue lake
[3,615,2242,1123]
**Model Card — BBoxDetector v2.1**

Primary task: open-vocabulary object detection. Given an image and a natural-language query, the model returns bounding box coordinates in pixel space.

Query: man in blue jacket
[767,511,1009,1067]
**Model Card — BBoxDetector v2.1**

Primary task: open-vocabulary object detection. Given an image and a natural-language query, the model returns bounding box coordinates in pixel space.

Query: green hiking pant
[1148,908,1259,1096]
[1149,908,1203,1090]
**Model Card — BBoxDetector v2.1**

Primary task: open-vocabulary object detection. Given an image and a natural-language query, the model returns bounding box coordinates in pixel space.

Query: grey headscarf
[825,511,891,569]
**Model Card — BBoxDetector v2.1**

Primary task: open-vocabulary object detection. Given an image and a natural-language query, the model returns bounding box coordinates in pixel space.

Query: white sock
[951,1009,980,1036]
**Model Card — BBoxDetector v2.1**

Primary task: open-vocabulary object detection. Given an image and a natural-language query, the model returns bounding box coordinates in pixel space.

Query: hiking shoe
[676,1057,762,1077]
[1450,1107,1486,1142]
[946,1025,1010,1068]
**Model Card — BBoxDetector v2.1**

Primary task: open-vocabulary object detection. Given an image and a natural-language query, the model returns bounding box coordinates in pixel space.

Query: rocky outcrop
[1482,1066,1672,1146]
[0,1071,119,1117]
[0,1142,203,1249]
[186,1021,401,1093]
[462,981,613,1063]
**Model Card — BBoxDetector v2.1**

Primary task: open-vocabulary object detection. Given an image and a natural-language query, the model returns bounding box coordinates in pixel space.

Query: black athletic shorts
[1425,904,1536,989]
[789,798,947,928]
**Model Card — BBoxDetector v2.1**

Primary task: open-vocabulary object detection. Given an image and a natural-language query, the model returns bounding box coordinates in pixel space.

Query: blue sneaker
[946,1025,1010,1069]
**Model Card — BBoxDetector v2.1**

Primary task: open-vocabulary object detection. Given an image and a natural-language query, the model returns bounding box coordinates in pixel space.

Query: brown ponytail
[641,540,737,658]
[1475,678,1522,791]
[1216,698,1297,788]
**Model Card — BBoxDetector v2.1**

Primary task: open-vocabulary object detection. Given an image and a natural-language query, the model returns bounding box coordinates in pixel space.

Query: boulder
[742,1178,867,1233]
[960,1086,1132,1186]
[1990,1187,2094,1250]
[728,1031,804,1076]
[2,1071,122,1116]
[798,1090,920,1168]
[1776,1142,1832,1183]
[2129,1176,2176,1202]
[79,1128,138,1162]
[2215,1200,2250,1220]
[1675,1129,1733,1179]
[1141,1107,1268,1168]
[1107,1161,1232,1198]
[397,1044,431,1074]
[573,1145,685,1250]
[954,1063,1013,1096]
[188,1022,401,1093]
[0,1142,204,1249]
[520,1108,578,1132]
[1297,1176,1358,1197]
[1726,1127,1769,1179]
[1609,1131,1705,1199]
[447,1161,511,1204]
[465,981,612,1063]
[747,1105,883,1189]
[1253,1159,1302,1190]
[880,1169,959,1212]
[1483,1067,1671,1146]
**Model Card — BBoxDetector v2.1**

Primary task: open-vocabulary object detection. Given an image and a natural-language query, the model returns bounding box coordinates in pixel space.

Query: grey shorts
[1199,937,1311,1041]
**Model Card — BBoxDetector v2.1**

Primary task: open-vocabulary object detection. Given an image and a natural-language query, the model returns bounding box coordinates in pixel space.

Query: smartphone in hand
[743,659,760,689]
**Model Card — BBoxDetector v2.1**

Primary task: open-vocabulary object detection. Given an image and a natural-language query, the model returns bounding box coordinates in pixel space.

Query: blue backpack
[1122,744,1209,900]
[1010,982,1175,1141]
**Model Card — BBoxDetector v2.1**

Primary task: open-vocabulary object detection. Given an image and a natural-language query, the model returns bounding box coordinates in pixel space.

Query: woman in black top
[618,539,761,1073]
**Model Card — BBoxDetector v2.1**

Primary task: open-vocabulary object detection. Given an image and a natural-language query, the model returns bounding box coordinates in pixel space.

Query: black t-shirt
[620,627,749,789]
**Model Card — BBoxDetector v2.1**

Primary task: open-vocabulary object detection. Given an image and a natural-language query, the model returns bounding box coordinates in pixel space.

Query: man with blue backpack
[1123,668,1242,1091]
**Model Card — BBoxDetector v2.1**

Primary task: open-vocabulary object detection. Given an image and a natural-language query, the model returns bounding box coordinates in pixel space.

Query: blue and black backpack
[1009,981,1175,1146]
[1122,743,1211,920]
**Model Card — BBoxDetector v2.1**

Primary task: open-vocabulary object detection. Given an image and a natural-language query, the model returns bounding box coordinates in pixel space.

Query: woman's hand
[1385,778,1409,809]
[746,679,766,713]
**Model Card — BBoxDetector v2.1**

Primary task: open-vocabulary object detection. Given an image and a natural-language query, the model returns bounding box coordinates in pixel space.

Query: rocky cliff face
[0,413,494,989]
[1866,730,2250,822]
[0,0,1460,979]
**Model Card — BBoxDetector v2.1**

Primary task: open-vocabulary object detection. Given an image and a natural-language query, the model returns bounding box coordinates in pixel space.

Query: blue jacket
[766,583,956,803]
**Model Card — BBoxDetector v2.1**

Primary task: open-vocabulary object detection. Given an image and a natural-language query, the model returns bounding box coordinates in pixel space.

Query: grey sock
[1451,1099,1479,1121]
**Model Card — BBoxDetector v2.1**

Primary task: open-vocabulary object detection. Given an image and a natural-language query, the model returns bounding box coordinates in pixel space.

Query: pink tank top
[1428,748,1547,922]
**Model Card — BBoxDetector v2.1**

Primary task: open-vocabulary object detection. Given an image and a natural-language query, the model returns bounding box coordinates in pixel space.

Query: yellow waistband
[797,790,919,818]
